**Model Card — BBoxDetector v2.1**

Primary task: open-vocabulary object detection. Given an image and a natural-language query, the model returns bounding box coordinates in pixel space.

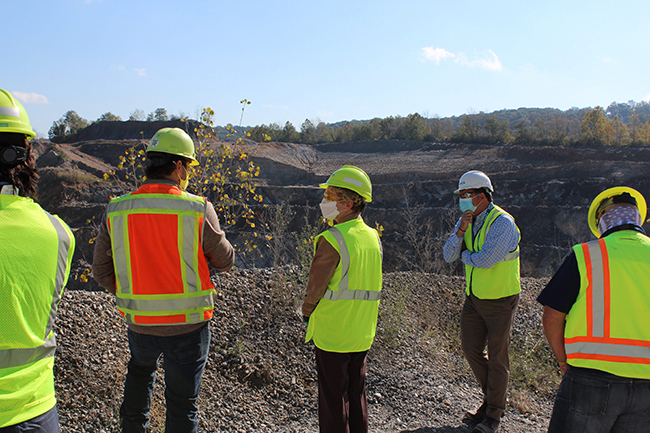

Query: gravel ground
[53,269,556,432]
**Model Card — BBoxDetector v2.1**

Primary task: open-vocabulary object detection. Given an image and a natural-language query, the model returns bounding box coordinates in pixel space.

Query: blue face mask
[459,197,477,213]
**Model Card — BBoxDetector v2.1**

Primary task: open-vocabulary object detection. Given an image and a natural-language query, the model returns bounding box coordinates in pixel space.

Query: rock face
[33,132,650,291]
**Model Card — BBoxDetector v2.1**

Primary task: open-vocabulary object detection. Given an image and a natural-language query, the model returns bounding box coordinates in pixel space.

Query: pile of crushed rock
[53,268,555,432]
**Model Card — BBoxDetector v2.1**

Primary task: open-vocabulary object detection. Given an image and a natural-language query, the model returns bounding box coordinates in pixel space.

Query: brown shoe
[472,416,500,433]
[464,401,487,423]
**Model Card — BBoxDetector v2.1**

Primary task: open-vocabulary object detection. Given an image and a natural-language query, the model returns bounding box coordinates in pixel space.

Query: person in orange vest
[0,89,75,432]
[301,165,382,433]
[538,186,650,433]
[92,127,234,433]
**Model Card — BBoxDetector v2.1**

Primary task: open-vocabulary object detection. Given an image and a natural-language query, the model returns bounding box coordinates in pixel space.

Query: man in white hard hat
[538,186,650,433]
[443,170,521,433]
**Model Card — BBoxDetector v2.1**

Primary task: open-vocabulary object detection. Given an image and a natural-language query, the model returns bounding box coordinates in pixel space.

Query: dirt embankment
[33,134,650,288]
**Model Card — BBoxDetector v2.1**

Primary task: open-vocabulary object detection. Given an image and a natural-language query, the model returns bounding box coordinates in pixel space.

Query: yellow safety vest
[305,218,383,353]
[566,230,650,379]
[463,205,521,299]
[0,194,75,427]
[107,182,215,326]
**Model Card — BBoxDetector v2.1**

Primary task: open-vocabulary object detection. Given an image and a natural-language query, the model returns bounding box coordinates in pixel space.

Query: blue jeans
[0,406,59,432]
[120,323,210,433]
[548,367,650,433]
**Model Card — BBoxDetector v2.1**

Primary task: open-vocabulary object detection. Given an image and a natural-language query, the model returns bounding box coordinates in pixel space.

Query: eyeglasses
[323,192,343,202]
[459,192,477,199]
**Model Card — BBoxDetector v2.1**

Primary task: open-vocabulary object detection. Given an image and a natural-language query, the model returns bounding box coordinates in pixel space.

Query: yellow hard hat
[320,165,372,202]
[587,186,647,237]
[146,127,199,165]
[0,89,36,139]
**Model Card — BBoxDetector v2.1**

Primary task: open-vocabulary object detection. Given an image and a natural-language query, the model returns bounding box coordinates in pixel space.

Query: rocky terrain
[27,122,650,431]
[54,269,554,433]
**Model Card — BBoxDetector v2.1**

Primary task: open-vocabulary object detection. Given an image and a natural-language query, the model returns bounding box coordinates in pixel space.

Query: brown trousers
[315,347,369,433]
[460,293,520,420]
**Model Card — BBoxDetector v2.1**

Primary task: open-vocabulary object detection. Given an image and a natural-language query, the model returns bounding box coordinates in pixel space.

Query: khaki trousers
[460,293,519,420]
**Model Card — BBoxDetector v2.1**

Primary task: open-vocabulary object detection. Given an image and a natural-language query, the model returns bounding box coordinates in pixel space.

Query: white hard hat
[454,170,493,194]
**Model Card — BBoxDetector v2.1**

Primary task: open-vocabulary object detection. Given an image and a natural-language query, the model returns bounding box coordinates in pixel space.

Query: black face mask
[0,146,27,167]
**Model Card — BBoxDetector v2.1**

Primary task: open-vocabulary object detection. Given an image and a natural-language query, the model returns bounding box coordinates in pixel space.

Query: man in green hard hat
[93,127,234,433]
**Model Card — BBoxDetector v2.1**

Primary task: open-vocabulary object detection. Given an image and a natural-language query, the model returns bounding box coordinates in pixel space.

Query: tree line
[247,101,650,147]
[49,100,650,147]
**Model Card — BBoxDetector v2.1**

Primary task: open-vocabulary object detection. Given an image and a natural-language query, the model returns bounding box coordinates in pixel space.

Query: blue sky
[3,0,649,138]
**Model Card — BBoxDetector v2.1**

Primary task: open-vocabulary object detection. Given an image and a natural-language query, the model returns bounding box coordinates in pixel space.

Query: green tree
[611,116,630,146]
[400,113,429,141]
[279,121,299,143]
[580,107,615,146]
[147,108,169,121]
[48,110,90,142]
[484,116,513,144]
[300,119,317,143]
[97,112,122,122]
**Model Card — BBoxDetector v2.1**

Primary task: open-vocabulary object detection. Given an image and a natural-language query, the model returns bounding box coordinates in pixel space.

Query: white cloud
[111,65,126,72]
[422,47,456,64]
[11,92,49,104]
[421,46,502,71]
[134,68,147,77]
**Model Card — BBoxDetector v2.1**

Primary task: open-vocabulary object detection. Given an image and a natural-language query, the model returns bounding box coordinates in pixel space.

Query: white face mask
[319,198,340,221]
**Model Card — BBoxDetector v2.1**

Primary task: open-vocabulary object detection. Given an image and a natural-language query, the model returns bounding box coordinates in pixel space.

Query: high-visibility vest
[565,230,650,379]
[463,205,521,299]
[0,194,75,428]
[305,218,383,353]
[107,182,215,326]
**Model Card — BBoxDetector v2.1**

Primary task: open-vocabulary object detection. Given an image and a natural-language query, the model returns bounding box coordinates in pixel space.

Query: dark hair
[144,151,191,179]
[330,186,366,213]
[0,132,38,198]
[478,187,492,203]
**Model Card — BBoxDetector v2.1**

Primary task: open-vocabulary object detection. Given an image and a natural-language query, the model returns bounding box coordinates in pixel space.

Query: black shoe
[464,401,487,423]
[473,416,500,433]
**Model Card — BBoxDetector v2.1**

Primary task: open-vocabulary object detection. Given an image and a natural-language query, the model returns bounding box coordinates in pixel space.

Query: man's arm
[542,306,570,376]
[202,202,235,271]
[443,217,465,263]
[92,213,116,294]
[460,214,519,269]
[302,238,340,317]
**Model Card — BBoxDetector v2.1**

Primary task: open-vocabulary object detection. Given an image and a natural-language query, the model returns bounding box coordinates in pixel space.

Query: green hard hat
[320,165,372,202]
[0,89,36,139]
[146,127,198,165]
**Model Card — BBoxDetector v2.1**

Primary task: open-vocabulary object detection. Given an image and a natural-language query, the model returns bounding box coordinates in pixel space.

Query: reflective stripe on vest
[0,213,73,369]
[107,188,213,325]
[566,238,650,366]
[463,205,521,299]
[322,226,382,302]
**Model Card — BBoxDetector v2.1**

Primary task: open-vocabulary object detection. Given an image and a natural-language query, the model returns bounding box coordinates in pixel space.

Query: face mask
[459,197,477,213]
[178,164,189,190]
[319,199,340,221]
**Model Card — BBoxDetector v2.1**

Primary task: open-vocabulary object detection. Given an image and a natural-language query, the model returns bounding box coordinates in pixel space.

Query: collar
[473,202,495,230]
[0,183,19,195]
[143,178,180,188]
[600,224,647,238]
